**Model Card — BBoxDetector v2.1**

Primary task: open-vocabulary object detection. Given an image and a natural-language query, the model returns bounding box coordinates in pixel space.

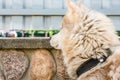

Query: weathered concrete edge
[0,37,52,49]
[1,37,119,49]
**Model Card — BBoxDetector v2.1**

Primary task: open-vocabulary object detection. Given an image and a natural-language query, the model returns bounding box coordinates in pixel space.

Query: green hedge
[117,31,120,36]
[22,30,59,37]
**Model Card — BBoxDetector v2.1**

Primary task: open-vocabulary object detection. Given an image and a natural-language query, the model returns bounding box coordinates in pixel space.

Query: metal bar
[0,9,66,16]
[0,9,120,16]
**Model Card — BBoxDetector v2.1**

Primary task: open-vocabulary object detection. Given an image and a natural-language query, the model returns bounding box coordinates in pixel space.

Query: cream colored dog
[50,0,120,80]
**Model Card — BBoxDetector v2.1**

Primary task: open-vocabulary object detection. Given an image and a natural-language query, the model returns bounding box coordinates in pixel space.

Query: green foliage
[22,30,59,37]
[117,31,120,36]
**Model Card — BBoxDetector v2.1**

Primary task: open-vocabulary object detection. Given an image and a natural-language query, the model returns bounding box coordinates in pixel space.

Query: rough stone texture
[0,38,77,80]
[0,69,4,80]
[0,38,119,49]
[0,37,52,49]
[0,50,29,80]
[30,49,56,80]
[52,50,73,80]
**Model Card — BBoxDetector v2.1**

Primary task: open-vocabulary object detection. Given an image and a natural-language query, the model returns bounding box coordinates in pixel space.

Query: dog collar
[76,49,112,77]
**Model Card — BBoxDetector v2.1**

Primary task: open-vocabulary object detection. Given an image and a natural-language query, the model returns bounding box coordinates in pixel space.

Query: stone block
[30,49,56,80]
[0,50,29,80]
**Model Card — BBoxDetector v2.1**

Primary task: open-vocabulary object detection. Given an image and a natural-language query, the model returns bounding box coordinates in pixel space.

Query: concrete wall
[0,38,74,80]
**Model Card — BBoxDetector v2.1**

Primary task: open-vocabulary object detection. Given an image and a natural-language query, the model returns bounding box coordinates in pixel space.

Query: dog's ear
[66,0,79,13]
[77,2,89,12]
[62,16,74,31]
[63,0,81,24]
[62,0,80,31]
[64,0,89,31]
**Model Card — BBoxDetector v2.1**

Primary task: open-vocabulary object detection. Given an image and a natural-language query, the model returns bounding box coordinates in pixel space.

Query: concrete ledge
[0,37,52,49]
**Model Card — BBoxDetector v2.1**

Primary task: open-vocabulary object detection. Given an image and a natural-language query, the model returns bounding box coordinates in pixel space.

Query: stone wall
[0,38,73,80]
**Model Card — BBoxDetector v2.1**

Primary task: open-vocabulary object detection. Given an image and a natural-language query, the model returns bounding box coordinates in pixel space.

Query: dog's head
[50,0,89,49]
[50,0,119,59]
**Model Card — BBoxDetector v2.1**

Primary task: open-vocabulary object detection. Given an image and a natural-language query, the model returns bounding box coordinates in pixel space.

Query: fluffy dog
[50,0,120,80]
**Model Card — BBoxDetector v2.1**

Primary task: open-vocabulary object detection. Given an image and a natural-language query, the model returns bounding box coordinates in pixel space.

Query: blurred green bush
[117,31,120,36]
[22,30,59,37]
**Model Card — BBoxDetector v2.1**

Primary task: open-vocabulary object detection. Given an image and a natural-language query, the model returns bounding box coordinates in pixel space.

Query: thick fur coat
[50,0,120,80]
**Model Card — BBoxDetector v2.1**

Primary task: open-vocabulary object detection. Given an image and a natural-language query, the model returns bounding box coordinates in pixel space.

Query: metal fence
[0,0,120,30]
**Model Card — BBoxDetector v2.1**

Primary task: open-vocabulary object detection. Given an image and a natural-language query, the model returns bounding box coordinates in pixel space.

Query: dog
[50,0,120,80]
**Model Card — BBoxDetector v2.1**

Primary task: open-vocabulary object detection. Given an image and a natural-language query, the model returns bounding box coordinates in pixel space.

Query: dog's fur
[50,0,120,80]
